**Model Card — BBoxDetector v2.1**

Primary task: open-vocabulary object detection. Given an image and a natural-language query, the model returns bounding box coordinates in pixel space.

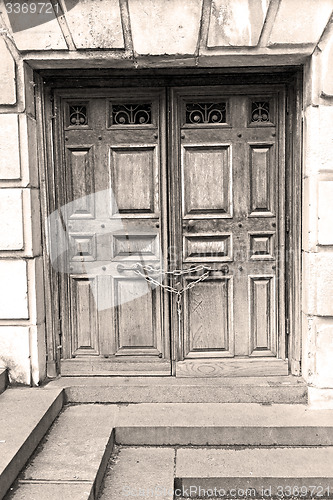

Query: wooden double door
[54,84,288,376]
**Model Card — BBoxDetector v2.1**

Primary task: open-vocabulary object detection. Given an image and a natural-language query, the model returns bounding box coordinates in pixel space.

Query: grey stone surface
[62,0,124,49]
[128,0,202,55]
[0,189,24,251]
[5,481,94,500]
[322,35,333,96]
[0,114,20,181]
[0,261,28,320]
[0,387,63,500]
[0,327,30,384]
[99,446,174,500]
[207,0,269,47]
[49,376,307,404]
[268,0,333,46]
[7,5,67,51]
[0,39,16,105]
[176,447,333,477]
[117,402,333,427]
[115,402,333,446]
[22,405,117,482]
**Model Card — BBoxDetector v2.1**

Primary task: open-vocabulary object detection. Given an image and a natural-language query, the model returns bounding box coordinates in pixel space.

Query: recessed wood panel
[115,278,159,354]
[70,234,96,261]
[111,146,157,214]
[182,145,231,217]
[249,276,276,356]
[71,277,99,355]
[249,145,274,216]
[113,234,159,260]
[184,235,231,261]
[184,278,233,357]
[66,147,95,218]
[249,233,274,260]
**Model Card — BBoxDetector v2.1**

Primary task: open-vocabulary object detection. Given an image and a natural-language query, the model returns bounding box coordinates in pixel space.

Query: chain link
[131,263,213,316]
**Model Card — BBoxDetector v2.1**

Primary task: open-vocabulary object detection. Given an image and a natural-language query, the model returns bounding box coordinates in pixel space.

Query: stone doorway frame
[34,67,303,378]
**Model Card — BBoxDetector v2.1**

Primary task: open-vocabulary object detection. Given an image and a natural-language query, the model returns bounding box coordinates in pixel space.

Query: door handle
[220,264,229,274]
[117,263,160,273]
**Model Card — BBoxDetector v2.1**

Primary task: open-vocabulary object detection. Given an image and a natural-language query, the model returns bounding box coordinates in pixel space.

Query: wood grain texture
[182,145,231,216]
[176,358,288,377]
[111,146,156,214]
[184,278,233,357]
[61,358,171,376]
[66,147,95,218]
[249,145,274,216]
[71,277,99,356]
[249,276,276,355]
[115,278,158,354]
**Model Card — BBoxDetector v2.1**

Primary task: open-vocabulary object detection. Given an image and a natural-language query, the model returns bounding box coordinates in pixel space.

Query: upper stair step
[48,375,307,404]
[115,402,333,446]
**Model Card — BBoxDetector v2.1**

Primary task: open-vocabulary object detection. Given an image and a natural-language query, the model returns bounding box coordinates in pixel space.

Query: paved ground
[3,401,333,500]
[98,445,333,500]
[99,446,174,500]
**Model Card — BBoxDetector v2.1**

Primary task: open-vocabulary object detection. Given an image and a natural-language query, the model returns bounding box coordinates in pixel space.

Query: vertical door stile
[278,89,287,360]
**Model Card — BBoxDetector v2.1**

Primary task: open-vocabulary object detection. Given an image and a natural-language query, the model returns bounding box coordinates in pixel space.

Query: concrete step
[99,446,175,500]
[3,400,333,499]
[96,445,333,500]
[0,368,8,396]
[0,387,63,500]
[114,403,333,446]
[48,375,308,404]
[5,405,117,500]
[175,447,333,497]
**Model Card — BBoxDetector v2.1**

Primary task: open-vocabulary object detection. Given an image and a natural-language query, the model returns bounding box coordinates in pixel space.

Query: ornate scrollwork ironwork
[185,102,226,124]
[251,101,270,123]
[69,105,88,126]
[111,103,152,125]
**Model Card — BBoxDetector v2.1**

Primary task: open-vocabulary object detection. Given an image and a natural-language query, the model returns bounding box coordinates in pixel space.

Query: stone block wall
[0,35,45,384]
[302,17,333,407]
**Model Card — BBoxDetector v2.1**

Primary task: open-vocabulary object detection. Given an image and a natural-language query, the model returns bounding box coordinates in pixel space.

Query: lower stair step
[5,405,117,500]
[175,447,333,498]
[0,387,63,500]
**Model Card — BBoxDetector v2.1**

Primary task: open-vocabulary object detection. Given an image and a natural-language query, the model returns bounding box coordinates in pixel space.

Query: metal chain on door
[117,263,223,335]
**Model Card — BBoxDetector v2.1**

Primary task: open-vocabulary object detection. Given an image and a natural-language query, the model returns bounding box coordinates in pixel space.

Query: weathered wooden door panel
[55,84,287,377]
[56,90,170,375]
[183,277,233,358]
[171,88,286,377]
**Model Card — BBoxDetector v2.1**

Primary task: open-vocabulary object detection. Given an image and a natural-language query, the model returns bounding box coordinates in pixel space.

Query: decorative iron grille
[251,101,270,123]
[185,102,227,124]
[69,105,88,126]
[111,103,152,125]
